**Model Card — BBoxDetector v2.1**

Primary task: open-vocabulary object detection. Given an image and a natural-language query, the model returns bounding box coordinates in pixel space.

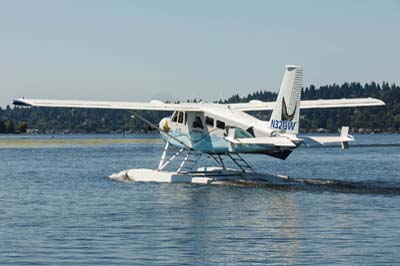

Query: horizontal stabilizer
[307,126,354,149]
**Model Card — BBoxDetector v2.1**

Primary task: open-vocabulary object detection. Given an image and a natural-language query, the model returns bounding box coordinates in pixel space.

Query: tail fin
[340,126,351,149]
[269,65,303,134]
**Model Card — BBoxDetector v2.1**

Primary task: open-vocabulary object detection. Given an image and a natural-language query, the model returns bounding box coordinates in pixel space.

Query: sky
[0,0,399,107]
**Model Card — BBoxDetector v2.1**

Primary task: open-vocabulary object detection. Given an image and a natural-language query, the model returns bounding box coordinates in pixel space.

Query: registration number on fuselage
[270,119,296,131]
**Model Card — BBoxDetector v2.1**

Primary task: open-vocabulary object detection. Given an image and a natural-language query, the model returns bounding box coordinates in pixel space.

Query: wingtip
[12,98,32,107]
[367,97,385,106]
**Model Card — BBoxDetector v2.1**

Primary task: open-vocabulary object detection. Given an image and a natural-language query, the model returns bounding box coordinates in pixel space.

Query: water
[1,134,400,265]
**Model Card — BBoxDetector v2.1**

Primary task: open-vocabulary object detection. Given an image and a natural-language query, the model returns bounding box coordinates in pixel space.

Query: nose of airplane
[159,117,171,133]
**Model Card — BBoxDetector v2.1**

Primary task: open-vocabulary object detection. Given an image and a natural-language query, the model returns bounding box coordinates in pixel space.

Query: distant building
[26,128,39,134]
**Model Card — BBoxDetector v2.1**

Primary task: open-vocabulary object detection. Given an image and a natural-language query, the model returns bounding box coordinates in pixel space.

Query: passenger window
[192,116,204,129]
[205,116,214,127]
[178,112,184,124]
[172,112,178,122]
[216,120,225,129]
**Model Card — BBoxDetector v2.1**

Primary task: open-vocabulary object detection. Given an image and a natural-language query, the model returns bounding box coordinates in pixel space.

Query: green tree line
[0,81,398,134]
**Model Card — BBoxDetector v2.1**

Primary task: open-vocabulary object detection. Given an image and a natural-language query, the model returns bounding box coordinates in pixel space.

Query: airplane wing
[229,97,385,111]
[13,97,385,112]
[299,98,385,109]
[228,100,276,111]
[12,98,202,111]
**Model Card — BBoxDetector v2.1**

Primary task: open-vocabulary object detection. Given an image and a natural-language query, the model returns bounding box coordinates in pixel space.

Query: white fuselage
[158,105,300,159]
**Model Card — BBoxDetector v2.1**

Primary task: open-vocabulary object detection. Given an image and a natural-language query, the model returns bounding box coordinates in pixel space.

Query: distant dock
[0,138,162,148]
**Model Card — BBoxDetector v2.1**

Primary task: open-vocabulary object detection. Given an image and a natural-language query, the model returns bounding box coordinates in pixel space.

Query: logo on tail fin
[281,97,296,121]
[271,97,297,131]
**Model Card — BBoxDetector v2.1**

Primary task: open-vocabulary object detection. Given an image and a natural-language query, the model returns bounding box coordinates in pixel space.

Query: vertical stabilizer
[269,65,303,134]
[340,126,350,149]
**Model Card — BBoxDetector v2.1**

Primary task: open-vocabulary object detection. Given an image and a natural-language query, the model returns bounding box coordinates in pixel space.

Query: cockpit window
[192,116,204,129]
[216,120,225,129]
[178,112,184,124]
[205,116,214,127]
[171,112,178,122]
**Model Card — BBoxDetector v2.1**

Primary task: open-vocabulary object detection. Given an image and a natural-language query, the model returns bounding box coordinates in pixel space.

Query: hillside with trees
[0,81,399,134]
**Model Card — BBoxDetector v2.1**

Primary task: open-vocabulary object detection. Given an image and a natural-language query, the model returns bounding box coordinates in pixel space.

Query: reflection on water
[0,134,400,265]
[147,184,301,265]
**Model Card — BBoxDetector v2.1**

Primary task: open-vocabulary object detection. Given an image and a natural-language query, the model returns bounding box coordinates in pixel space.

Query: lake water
[1,134,400,265]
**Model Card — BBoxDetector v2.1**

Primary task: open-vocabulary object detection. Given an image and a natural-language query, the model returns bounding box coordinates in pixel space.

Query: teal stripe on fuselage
[160,131,274,154]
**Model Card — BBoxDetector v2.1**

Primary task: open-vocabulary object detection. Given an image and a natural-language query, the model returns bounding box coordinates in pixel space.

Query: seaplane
[13,65,385,184]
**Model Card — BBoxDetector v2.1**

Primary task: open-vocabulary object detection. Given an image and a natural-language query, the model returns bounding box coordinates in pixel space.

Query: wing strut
[130,111,192,150]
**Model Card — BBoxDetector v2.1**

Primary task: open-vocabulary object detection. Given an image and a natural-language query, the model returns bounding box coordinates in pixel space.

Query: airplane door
[187,112,205,141]
[187,112,213,151]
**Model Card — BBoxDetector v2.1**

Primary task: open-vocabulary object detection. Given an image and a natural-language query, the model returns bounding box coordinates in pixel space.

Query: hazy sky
[1,0,399,107]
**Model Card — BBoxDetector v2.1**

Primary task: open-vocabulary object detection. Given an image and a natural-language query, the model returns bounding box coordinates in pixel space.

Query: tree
[0,120,5,133]
[16,121,28,133]
[1,81,399,133]
[4,120,14,133]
